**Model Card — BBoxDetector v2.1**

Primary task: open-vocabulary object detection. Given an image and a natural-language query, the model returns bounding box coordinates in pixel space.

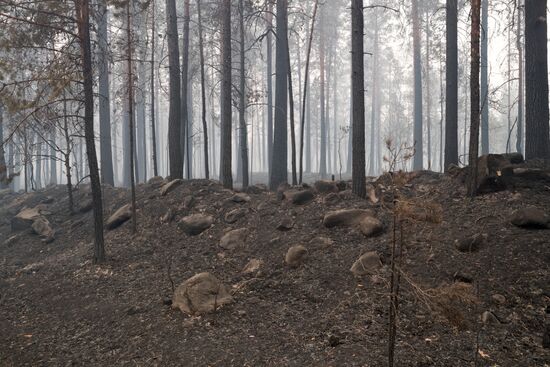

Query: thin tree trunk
[467,0,481,196]
[299,0,319,183]
[319,10,327,179]
[425,10,432,171]
[445,0,458,170]
[75,0,105,263]
[239,0,249,188]
[369,14,379,176]
[150,0,159,177]
[266,0,274,180]
[197,0,209,179]
[480,0,489,155]
[286,34,297,185]
[127,2,137,233]
[181,0,191,179]
[412,0,423,170]
[0,106,7,189]
[516,1,524,154]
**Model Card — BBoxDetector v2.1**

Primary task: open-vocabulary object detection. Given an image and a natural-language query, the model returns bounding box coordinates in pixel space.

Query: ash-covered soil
[0,168,549,366]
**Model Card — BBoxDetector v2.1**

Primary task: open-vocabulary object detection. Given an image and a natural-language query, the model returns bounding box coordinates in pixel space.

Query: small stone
[183,195,196,209]
[231,193,251,203]
[358,216,384,237]
[160,179,183,196]
[323,209,375,228]
[285,245,307,267]
[106,204,132,230]
[179,214,214,236]
[351,252,382,276]
[31,217,55,243]
[219,228,248,250]
[162,297,173,306]
[309,236,334,250]
[314,180,339,194]
[242,259,263,275]
[277,218,294,231]
[225,208,248,223]
[172,272,233,315]
[481,311,499,325]
[288,190,315,205]
[491,294,506,305]
[510,207,549,229]
[323,193,340,205]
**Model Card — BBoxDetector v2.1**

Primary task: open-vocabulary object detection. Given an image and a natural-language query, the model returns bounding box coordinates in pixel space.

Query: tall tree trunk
[351,0,366,198]
[127,1,137,233]
[220,0,233,189]
[150,0,159,177]
[525,0,550,159]
[239,0,249,188]
[181,0,191,179]
[49,129,57,185]
[266,0,274,180]
[197,0,209,179]
[287,34,297,185]
[63,96,74,213]
[444,0,458,170]
[319,10,327,179]
[468,0,481,196]
[269,0,289,190]
[75,0,105,263]
[480,0,489,155]
[369,14,379,176]
[412,0,423,170]
[97,0,114,186]
[425,10,432,171]
[165,0,183,178]
[516,1,524,154]
[299,0,319,183]
[0,105,6,189]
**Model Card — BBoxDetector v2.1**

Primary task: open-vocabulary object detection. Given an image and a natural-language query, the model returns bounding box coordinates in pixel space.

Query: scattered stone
[287,190,315,205]
[491,294,506,305]
[350,252,382,276]
[11,207,42,231]
[314,180,339,194]
[161,208,176,223]
[481,311,500,325]
[160,179,183,196]
[242,259,263,275]
[231,193,251,203]
[172,272,233,315]
[183,195,196,209]
[323,193,340,205]
[106,204,132,230]
[179,214,214,236]
[246,184,267,194]
[277,218,294,231]
[148,176,165,186]
[41,196,54,204]
[162,297,172,306]
[455,234,487,253]
[276,183,292,201]
[328,334,342,347]
[285,245,307,267]
[510,207,549,229]
[309,236,334,250]
[225,208,248,224]
[219,228,248,250]
[31,217,55,243]
[323,209,375,228]
[453,272,474,284]
[358,216,384,237]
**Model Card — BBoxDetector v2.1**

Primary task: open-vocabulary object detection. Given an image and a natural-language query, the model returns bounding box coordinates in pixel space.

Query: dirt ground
[0,168,549,366]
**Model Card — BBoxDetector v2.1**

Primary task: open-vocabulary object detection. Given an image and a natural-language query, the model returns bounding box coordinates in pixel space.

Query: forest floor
[0,163,549,366]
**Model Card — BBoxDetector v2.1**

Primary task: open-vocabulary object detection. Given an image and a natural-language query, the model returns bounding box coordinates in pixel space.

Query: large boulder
[350,252,382,276]
[358,216,384,237]
[179,214,214,235]
[172,273,233,315]
[510,207,549,229]
[106,204,132,230]
[323,209,375,228]
[219,228,248,250]
[11,207,42,231]
[160,179,183,196]
[286,189,315,205]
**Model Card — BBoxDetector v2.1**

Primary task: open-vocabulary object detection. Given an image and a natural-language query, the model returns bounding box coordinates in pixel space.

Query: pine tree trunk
[181,0,191,179]
[75,0,105,263]
[269,0,289,190]
[351,0,366,198]
[220,0,233,189]
[197,0,209,179]
[412,0,423,171]
[165,0,183,179]
[0,105,6,189]
[150,0,159,177]
[444,0,458,170]
[525,0,550,159]
[480,0,489,155]
[239,0,249,188]
[266,0,274,180]
[468,0,481,196]
[516,1,524,154]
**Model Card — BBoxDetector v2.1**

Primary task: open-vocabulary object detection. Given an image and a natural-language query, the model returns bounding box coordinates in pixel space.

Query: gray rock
[179,214,214,236]
[220,228,248,250]
[225,208,248,224]
[455,233,487,252]
[160,179,183,196]
[510,207,549,229]
[285,245,307,267]
[172,272,233,315]
[106,204,132,230]
[31,217,55,243]
[351,252,382,276]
